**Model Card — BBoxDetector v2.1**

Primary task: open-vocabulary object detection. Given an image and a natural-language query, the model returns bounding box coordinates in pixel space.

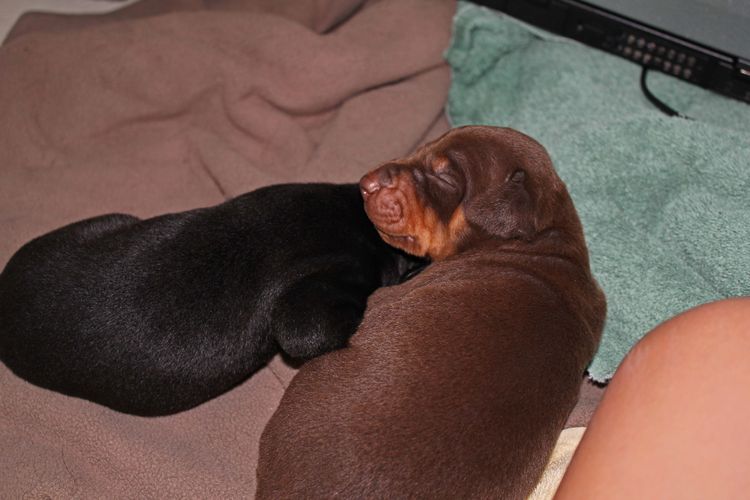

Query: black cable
[639,66,692,120]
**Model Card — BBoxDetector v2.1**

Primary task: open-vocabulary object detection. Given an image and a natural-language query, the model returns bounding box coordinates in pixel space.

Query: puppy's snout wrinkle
[412,168,424,184]
[376,195,403,223]
[377,167,396,188]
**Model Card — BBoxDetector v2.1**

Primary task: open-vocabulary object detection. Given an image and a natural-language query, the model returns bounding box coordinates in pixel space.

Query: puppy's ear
[466,169,536,240]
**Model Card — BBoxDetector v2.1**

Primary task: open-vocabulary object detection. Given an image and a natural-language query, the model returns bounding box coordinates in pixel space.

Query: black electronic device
[474,0,750,104]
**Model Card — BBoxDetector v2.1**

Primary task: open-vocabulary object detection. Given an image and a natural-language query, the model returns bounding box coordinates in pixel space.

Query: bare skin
[555,297,750,499]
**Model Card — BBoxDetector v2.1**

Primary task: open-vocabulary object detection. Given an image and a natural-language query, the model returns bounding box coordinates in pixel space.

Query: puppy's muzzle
[360,168,409,227]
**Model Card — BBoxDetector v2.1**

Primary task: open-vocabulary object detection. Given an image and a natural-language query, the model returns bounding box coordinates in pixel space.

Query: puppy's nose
[361,166,398,198]
[360,173,381,199]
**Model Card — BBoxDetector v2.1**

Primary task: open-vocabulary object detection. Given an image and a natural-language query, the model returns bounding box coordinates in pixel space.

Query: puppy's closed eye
[430,158,464,192]
[434,170,460,190]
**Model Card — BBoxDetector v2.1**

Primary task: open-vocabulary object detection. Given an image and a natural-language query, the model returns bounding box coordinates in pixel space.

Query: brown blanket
[0,1,454,496]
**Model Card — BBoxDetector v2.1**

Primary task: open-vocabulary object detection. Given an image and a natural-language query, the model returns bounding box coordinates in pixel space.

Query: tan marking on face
[424,206,469,260]
[447,207,469,252]
[388,205,468,260]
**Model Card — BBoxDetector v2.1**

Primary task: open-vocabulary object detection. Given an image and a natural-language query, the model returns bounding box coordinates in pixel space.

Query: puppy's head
[360,126,572,260]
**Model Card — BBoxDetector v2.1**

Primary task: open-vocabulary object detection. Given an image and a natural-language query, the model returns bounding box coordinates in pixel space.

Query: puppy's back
[257,250,603,499]
[0,183,408,415]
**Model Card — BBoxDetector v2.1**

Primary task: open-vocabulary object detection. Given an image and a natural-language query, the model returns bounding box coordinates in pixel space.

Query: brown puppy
[256,126,606,499]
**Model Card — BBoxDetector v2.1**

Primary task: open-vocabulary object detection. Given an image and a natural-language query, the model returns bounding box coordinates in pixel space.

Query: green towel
[446,2,750,381]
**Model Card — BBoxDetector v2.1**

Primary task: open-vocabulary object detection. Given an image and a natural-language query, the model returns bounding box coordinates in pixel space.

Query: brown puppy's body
[257,126,606,499]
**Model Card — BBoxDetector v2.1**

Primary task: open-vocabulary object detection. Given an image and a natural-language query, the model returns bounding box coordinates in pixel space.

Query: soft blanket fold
[446,2,750,381]
[0,0,454,496]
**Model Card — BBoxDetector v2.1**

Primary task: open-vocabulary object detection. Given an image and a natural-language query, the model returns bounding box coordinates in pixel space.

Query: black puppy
[0,183,421,416]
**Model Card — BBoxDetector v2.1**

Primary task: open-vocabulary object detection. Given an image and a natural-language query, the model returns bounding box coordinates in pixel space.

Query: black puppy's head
[359,126,572,260]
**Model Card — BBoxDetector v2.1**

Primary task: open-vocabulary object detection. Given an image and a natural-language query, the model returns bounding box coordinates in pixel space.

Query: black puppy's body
[0,183,419,416]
